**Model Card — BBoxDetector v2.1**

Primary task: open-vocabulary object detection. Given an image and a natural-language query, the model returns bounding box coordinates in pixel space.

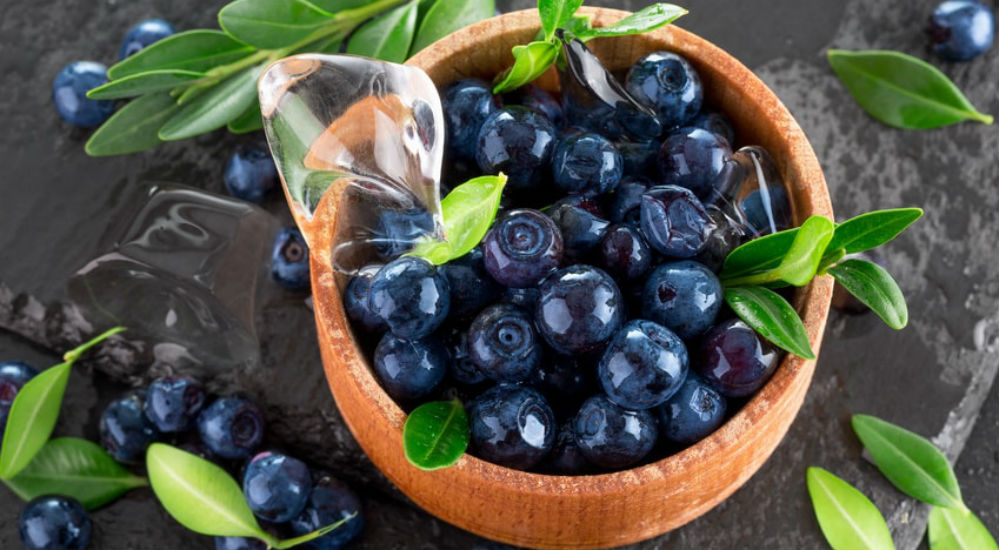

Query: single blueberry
[223,145,278,203]
[604,177,651,226]
[215,536,268,550]
[290,475,364,550]
[599,224,653,281]
[369,256,450,339]
[543,421,591,474]
[547,203,611,263]
[1,361,39,439]
[657,373,727,445]
[598,320,689,410]
[552,132,624,195]
[468,304,541,383]
[482,209,563,288]
[144,376,206,432]
[551,193,605,217]
[639,185,715,258]
[696,319,779,397]
[373,333,448,401]
[443,78,502,161]
[641,261,723,340]
[271,227,310,291]
[529,355,598,419]
[446,329,490,387]
[476,106,557,190]
[657,127,733,201]
[927,1,996,61]
[535,265,625,355]
[693,206,750,273]
[625,51,703,129]
[501,286,541,309]
[243,451,313,523]
[371,208,435,260]
[100,394,160,463]
[573,395,657,469]
[197,397,266,459]
[468,385,556,470]
[119,18,176,59]
[19,496,91,550]
[440,247,502,321]
[689,111,736,145]
[511,84,563,127]
[52,61,115,127]
[740,186,791,237]
[343,265,389,334]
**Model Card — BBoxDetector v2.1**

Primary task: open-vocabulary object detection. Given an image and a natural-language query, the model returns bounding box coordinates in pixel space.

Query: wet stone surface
[0,0,997,548]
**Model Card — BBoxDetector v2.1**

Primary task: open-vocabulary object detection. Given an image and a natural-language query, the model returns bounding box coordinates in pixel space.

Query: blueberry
[476,106,557,190]
[657,127,733,201]
[482,209,563,288]
[573,395,657,469]
[215,536,268,550]
[544,421,591,474]
[440,247,502,320]
[119,18,176,59]
[547,203,611,262]
[693,206,750,273]
[290,475,364,550]
[501,286,541,309]
[19,496,91,550]
[696,319,779,397]
[641,261,723,340]
[689,111,736,145]
[369,256,450,339]
[446,329,489,386]
[604,177,651,225]
[625,51,703,129]
[927,1,996,61]
[552,132,624,195]
[529,355,597,419]
[468,304,541,383]
[599,224,652,281]
[144,376,206,432]
[223,145,278,203]
[639,185,715,258]
[443,78,502,161]
[100,394,160,463]
[468,385,556,470]
[598,320,689,410]
[535,265,625,355]
[740,186,791,236]
[511,84,563,127]
[197,397,266,459]
[551,193,605,217]
[52,61,115,127]
[1,361,38,439]
[616,140,660,176]
[271,227,310,291]
[343,265,388,334]
[373,333,447,401]
[657,373,727,445]
[243,451,313,523]
[372,208,435,260]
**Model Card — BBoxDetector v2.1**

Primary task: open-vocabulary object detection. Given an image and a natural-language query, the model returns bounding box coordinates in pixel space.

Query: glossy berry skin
[243,452,313,523]
[215,536,267,550]
[513,84,563,127]
[439,247,501,321]
[598,320,689,410]
[19,496,91,550]
[689,111,736,145]
[530,355,598,419]
[599,224,652,282]
[369,256,450,339]
[144,376,206,432]
[223,146,278,203]
[443,78,501,161]
[502,286,541,309]
[696,319,779,397]
[639,185,715,258]
[52,61,115,127]
[694,206,749,273]
[482,209,563,288]
[625,51,703,129]
[468,304,541,383]
[657,127,733,201]
[657,373,727,445]
[547,203,611,262]
[197,397,266,459]
[1,361,39,419]
[446,329,489,386]
[290,475,364,550]
[343,265,388,334]
[271,227,310,291]
[544,421,591,474]
[372,208,435,260]
[119,19,176,59]
[605,178,650,225]
[641,261,723,340]
[100,394,160,463]
[476,106,557,190]
[535,265,625,355]
[573,395,657,469]
[616,140,660,176]
[927,1,995,61]
[373,333,447,401]
[467,385,556,470]
[552,132,624,195]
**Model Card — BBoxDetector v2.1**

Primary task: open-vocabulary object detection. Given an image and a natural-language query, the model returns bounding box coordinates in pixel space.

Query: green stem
[62,326,126,363]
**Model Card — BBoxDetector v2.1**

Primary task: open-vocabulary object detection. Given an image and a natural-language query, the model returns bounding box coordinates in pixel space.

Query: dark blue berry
[243,451,313,523]
[693,206,750,273]
[547,203,611,262]
[443,78,502,161]
[535,265,625,355]
[224,146,278,203]
[689,111,736,145]
[657,127,733,201]
[476,106,557,190]
[369,256,450,339]
[52,61,115,127]
[100,394,160,463]
[1,361,38,440]
[599,224,652,281]
[639,185,715,258]
[290,475,364,550]
[552,132,623,195]
[446,329,489,386]
[19,496,91,550]
[271,227,310,291]
[927,1,995,61]
[696,319,779,397]
[573,395,657,469]
[215,536,268,550]
[544,421,591,474]
[501,286,541,309]
[482,209,563,288]
[641,261,723,340]
[740,186,791,236]
[373,333,447,401]
[468,385,556,470]
[372,208,435,260]
[598,320,689,410]
[657,373,727,445]
[512,84,563,127]
[119,18,176,59]
[604,178,651,225]
[529,355,597,419]
[144,376,206,433]
[625,51,703,129]
[551,193,605,216]
[344,265,388,334]
[440,247,502,320]
[197,397,265,459]
[468,304,541,383]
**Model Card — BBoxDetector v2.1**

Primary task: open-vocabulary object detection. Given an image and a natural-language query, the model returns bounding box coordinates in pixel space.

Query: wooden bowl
[305,8,833,549]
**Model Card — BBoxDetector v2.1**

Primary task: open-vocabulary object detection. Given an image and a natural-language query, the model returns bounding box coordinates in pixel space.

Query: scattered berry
[52,61,115,127]
[243,451,313,523]
[373,333,447,401]
[482,209,563,288]
[927,1,996,61]
[535,265,625,355]
[573,395,657,469]
[1,361,39,436]
[197,397,265,459]
[144,376,206,433]
[19,496,91,550]
[368,256,450,339]
[215,536,268,550]
[468,385,556,470]
[223,145,278,203]
[290,475,364,550]
[271,227,310,291]
[119,18,176,59]
[100,394,160,463]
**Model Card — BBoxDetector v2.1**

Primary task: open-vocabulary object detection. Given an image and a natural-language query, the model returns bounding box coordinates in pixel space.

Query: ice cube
[713,146,793,236]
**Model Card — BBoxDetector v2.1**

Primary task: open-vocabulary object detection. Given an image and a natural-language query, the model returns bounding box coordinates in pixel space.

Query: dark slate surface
[0,0,997,548]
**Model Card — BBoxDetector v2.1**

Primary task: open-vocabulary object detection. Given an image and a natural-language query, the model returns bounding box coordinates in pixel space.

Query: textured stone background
[0,0,997,548]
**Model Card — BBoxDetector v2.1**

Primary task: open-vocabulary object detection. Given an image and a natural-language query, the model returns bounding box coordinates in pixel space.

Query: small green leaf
[721,216,834,288]
[851,415,966,511]
[410,0,495,55]
[403,399,470,470]
[562,14,593,37]
[724,286,814,359]
[87,70,205,100]
[346,0,419,63]
[928,506,999,550]
[492,40,560,94]
[720,226,800,279]
[827,49,994,129]
[218,0,335,49]
[159,65,263,141]
[108,30,254,80]
[828,260,908,329]
[0,363,71,479]
[538,0,584,41]
[575,3,687,40]
[86,93,179,156]
[806,467,896,550]
[409,173,507,265]
[270,513,359,549]
[227,97,264,134]
[4,438,147,510]
[826,208,923,256]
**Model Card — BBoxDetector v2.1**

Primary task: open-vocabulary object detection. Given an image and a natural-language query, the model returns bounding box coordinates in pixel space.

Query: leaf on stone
[928,506,999,550]
[806,467,896,550]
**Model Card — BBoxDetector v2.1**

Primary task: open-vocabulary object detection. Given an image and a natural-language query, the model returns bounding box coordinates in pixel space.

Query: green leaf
[825,208,923,256]
[827,260,908,329]
[4,438,147,510]
[806,467,896,550]
[721,216,834,288]
[108,30,254,80]
[0,363,71,479]
[86,93,180,156]
[218,0,335,49]
[313,0,372,10]
[538,0,584,41]
[724,286,815,359]
[562,14,593,37]
[346,0,419,63]
[271,513,359,549]
[575,3,687,40]
[851,415,966,511]
[227,97,264,134]
[928,506,999,550]
[492,40,560,94]
[410,0,495,55]
[720,226,800,279]
[827,49,993,129]
[159,65,263,141]
[87,70,205,100]
[403,399,470,470]
[409,173,507,265]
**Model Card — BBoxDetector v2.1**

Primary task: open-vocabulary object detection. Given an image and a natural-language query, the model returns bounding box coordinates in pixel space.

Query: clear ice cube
[713,146,793,237]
